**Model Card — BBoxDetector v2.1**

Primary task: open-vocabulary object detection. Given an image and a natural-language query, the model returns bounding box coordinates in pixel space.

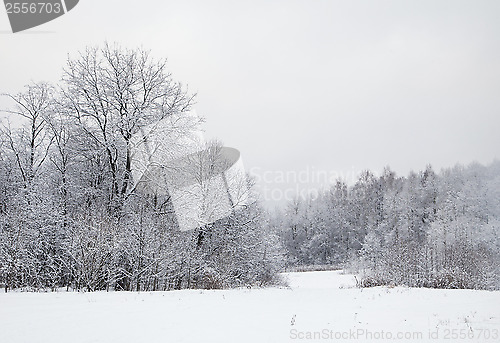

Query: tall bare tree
[62,43,196,211]
[1,82,54,188]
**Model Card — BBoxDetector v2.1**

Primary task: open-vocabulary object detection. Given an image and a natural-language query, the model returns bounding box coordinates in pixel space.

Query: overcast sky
[1,0,499,207]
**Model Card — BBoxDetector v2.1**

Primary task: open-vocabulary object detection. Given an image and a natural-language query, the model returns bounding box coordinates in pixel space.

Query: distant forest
[271,161,500,290]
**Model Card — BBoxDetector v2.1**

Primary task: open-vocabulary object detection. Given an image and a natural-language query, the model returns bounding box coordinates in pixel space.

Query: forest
[0,44,498,292]
[0,44,283,292]
[271,162,500,290]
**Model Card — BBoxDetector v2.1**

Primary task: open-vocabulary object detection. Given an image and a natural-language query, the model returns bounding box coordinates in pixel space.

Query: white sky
[1,0,499,207]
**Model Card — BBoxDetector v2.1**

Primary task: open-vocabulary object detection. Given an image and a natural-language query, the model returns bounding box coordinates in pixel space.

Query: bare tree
[62,43,196,211]
[46,108,74,226]
[1,82,54,188]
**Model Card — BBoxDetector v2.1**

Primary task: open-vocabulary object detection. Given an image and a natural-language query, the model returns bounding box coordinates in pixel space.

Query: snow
[1,270,499,342]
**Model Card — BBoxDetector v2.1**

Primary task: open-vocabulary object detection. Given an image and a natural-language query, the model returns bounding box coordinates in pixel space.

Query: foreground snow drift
[0,271,499,342]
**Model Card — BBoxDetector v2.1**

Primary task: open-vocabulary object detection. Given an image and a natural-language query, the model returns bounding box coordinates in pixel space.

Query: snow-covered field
[1,271,499,343]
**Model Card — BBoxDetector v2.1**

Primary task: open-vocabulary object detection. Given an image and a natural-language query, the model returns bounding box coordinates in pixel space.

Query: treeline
[272,162,500,290]
[0,44,283,292]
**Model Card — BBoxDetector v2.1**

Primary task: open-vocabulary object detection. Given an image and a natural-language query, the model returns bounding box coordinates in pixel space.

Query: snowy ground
[1,271,499,343]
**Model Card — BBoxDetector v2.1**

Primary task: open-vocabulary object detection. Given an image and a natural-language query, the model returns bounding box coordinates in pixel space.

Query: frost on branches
[0,44,284,292]
[272,163,500,290]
